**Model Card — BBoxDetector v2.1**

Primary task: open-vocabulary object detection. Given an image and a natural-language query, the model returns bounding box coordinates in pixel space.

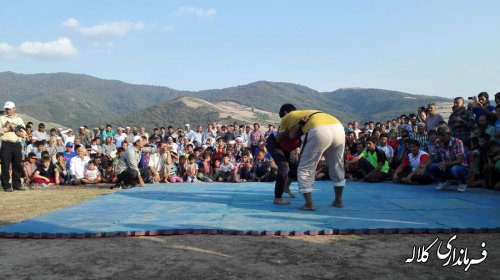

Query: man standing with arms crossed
[0,101,26,192]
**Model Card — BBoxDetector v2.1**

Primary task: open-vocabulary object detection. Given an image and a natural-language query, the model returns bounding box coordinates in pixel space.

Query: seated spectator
[482,142,500,190]
[424,130,437,154]
[235,152,253,182]
[218,153,236,182]
[32,156,60,186]
[252,149,273,182]
[82,159,101,184]
[115,136,157,188]
[377,133,394,167]
[349,137,389,182]
[197,152,213,182]
[167,152,183,183]
[70,146,90,185]
[422,126,469,192]
[392,140,432,185]
[211,159,222,181]
[22,152,38,186]
[54,152,70,184]
[478,115,495,140]
[148,142,173,183]
[185,154,199,182]
[102,163,117,184]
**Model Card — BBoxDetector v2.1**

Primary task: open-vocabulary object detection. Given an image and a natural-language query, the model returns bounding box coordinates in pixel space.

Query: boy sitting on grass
[32,156,60,187]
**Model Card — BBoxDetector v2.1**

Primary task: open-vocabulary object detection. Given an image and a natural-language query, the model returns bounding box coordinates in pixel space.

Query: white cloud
[61,18,145,40]
[174,6,217,18]
[0,43,17,59]
[0,38,78,59]
[61,17,80,28]
[19,37,78,57]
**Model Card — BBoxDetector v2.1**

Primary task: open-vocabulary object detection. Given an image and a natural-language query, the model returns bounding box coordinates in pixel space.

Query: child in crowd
[168,153,184,183]
[211,159,221,181]
[32,156,60,186]
[82,160,101,184]
[23,152,38,186]
[253,149,273,182]
[197,152,213,182]
[218,154,235,182]
[185,154,198,183]
[235,152,253,182]
[102,162,117,184]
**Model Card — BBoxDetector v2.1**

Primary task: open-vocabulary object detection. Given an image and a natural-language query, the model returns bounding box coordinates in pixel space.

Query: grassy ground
[0,185,116,226]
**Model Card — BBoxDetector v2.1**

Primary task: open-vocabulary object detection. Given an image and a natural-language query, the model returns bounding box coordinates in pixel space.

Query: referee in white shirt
[0,101,26,192]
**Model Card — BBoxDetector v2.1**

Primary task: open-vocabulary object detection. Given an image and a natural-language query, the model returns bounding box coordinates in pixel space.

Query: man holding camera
[0,101,26,192]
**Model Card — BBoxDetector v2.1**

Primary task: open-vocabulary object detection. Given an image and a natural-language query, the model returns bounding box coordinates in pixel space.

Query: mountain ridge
[0,71,452,128]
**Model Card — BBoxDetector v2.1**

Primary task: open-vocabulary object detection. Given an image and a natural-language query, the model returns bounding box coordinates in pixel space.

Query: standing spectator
[77,126,92,146]
[32,123,49,141]
[0,101,26,192]
[425,103,445,131]
[250,123,265,157]
[422,126,469,192]
[102,124,115,139]
[61,128,75,145]
[411,123,429,148]
[114,127,127,148]
[468,91,496,124]
[448,97,474,144]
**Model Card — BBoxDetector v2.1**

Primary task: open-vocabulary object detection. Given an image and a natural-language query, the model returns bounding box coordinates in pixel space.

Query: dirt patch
[0,234,498,279]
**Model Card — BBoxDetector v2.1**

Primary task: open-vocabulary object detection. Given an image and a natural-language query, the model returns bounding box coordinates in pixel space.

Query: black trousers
[117,168,151,186]
[267,135,298,198]
[0,141,23,189]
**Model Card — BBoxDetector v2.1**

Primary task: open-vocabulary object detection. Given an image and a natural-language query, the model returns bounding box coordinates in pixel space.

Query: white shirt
[70,156,90,179]
[148,153,166,173]
[114,133,127,148]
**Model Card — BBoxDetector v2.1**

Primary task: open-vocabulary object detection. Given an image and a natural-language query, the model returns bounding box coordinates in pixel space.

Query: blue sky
[0,0,498,99]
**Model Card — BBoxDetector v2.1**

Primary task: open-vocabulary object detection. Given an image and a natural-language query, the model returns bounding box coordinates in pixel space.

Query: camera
[468,96,477,101]
[4,122,26,133]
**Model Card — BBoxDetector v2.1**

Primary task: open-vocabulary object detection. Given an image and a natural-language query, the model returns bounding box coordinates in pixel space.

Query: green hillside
[0,72,453,128]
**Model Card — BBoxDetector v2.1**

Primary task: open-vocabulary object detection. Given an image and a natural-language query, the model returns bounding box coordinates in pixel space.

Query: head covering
[3,101,15,109]
[132,135,141,143]
[65,142,74,148]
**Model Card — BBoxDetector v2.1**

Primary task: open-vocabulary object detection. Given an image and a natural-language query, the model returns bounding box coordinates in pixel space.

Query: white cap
[236,137,243,142]
[126,127,131,130]
[185,124,190,127]
[3,101,15,109]
[132,135,141,143]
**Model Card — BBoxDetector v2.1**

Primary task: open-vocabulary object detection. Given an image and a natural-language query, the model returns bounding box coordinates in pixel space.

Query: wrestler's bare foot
[298,205,315,211]
[273,198,290,205]
[332,199,343,208]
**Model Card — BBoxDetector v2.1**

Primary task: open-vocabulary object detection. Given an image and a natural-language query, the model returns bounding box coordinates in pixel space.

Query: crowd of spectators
[1,91,499,191]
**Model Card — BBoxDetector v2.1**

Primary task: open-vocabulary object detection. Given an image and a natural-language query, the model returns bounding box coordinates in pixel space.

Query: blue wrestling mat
[1,181,499,238]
